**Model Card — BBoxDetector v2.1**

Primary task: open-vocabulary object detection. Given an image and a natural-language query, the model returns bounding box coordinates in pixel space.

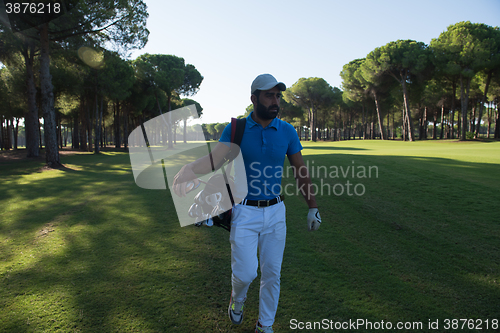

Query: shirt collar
[247,111,280,130]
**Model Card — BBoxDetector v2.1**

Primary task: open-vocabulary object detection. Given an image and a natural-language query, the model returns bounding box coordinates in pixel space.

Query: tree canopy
[1,19,499,157]
[1,0,149,164]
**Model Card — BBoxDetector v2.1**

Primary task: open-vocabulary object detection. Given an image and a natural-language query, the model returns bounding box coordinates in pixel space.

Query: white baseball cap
[251,74,286,94]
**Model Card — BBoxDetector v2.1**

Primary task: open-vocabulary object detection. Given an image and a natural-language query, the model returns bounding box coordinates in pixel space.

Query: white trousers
[229,201,286,327]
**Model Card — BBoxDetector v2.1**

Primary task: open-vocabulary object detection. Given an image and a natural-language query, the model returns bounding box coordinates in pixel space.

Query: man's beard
[255,100,280,120]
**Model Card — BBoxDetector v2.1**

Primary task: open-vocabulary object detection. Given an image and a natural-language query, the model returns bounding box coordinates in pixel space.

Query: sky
[127,0,500,125]
[3,0,499,124]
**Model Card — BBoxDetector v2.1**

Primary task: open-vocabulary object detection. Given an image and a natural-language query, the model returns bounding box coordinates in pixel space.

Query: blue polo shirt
[219,112,302,200]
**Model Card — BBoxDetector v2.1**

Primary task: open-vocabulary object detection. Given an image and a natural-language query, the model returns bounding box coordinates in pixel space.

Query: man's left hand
[307,208,321,231]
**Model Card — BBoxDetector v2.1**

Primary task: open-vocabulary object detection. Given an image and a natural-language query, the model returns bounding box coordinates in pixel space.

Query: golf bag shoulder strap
[225,117,246,164]
[193,118,246,232]
[231,117,246,146]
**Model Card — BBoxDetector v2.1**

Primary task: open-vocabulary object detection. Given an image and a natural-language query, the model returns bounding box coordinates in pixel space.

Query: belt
[241,195,284,208]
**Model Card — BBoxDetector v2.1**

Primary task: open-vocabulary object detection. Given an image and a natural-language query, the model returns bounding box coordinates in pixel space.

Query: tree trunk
[14,118,19,149]
[309,102,317,142]
[451,81,457,139]
[79,99,87,151]
[373,92,385,140]
[39,118,43,150]
[167,95,174,148]
[433,111,437,139]
[99,96,103,148]
[370,118,375,140]
[183,118,187,143]
[4,118,12,149]
[40,23,61,167]
[494,105,499,139]
[475,71,492,139]
[487,101,492,138]
[123,105,128,149]
[386,109,390,139]
[347,112,352,140]
[94,93,100,154]
[101,115,105,148]
[115,101,121,148]
[470,101,476,133]
[440,106,445,139]
[173,121,177,143]
[424,107,428,139]
[402,106,407,141]
[362,104,366,140]
[400,71,415,141]
[87,104,92,152]
[460,75,471,141]
[63,122,68,147]
[57,113,62,149]
[73,112,80,149]
[23,43,40,157]
[392,111,395,140]
[0,119,4,150]
[419,108,424,140]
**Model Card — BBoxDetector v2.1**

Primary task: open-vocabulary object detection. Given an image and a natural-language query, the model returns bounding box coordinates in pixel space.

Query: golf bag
[188,117,246,231]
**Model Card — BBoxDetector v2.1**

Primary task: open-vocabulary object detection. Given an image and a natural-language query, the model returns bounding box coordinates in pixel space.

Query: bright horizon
[127,0,500,125]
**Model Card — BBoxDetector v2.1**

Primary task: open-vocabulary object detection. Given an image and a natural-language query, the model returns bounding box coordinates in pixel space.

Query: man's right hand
[172,164,199,197]
[172,142,231,197]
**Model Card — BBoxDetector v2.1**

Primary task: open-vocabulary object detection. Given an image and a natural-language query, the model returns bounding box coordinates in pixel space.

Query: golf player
[173,74,322,333]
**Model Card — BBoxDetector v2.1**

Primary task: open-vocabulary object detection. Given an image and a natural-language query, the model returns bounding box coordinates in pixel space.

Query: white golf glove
[307,208,321,231]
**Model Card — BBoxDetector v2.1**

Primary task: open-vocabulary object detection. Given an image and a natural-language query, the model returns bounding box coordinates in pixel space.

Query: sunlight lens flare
[78,47,104,69]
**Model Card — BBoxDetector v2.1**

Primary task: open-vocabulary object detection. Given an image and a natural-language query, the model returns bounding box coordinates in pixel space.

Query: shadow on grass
[1,151,499,332]
[0,152,242,332]
[279,152,499,330]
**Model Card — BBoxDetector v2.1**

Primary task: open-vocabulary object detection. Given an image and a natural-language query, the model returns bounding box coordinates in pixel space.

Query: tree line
[337,21,500,142]
[0,0,202,167]
[1,16,499,168]
[215,21,500,143]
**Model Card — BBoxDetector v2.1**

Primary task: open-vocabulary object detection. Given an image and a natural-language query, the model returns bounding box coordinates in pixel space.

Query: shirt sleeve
[286,123,302,156]
[219,123,232,146]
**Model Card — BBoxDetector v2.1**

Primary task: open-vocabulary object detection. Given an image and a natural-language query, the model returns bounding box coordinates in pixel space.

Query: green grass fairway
[1,140,499,332]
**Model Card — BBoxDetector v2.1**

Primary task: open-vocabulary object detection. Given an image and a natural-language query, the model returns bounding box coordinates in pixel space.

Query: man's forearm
[188,154,215,175]
[287,151,318,209]
[295,174,318,209]
[178,142,231,181]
